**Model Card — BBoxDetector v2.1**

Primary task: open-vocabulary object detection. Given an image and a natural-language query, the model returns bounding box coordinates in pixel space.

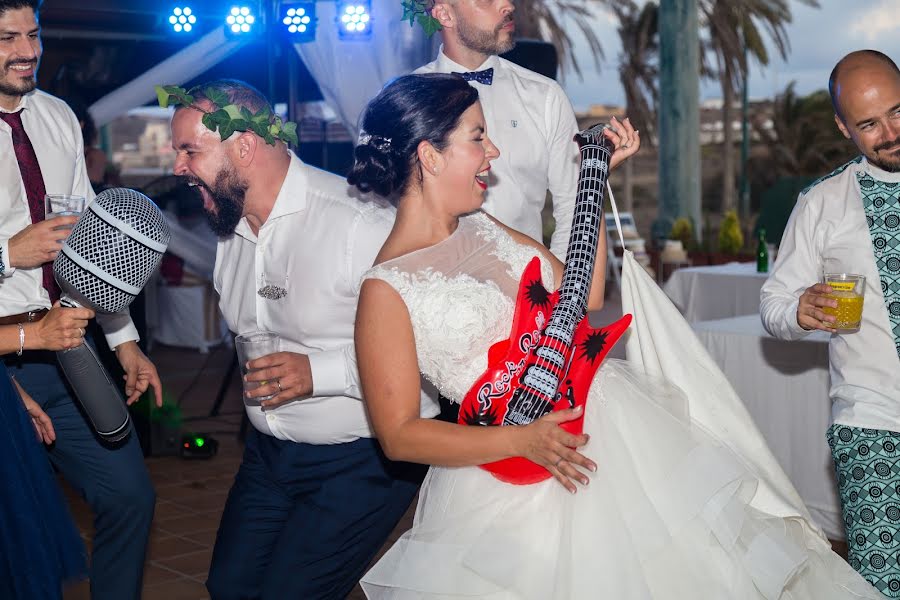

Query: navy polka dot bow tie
[452,68,494,85]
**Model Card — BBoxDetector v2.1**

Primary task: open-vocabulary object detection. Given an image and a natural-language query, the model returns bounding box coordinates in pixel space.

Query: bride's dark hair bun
[347,73,479,205]
[347,137,400,198]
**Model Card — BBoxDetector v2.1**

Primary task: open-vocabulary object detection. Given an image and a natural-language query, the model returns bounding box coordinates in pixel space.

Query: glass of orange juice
[822,273,865,332]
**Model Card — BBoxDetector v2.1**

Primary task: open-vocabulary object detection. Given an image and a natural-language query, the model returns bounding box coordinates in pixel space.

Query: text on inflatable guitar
[457,123,633,484]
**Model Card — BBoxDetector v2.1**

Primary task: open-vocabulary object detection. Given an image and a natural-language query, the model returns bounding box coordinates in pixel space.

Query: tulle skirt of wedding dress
[360,360,879,600]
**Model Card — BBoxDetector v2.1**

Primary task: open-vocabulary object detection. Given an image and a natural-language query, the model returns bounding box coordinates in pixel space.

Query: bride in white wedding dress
[347,73,879,599]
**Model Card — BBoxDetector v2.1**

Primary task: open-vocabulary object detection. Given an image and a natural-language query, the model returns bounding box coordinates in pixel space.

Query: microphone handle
[56,297,131,443]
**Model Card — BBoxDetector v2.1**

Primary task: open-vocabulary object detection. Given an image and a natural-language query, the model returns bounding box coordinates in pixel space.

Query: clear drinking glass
[235,331,281,405]
[44,194,85,219]
[822,273,866,333]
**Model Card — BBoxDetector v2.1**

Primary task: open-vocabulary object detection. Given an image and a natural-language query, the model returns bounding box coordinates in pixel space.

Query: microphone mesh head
[54,188,171,313]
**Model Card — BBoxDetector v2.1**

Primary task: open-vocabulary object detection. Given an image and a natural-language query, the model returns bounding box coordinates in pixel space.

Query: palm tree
[751,82,856,180]
[699,0,819,214]
[611,0,659,212]
[613,1,659,142]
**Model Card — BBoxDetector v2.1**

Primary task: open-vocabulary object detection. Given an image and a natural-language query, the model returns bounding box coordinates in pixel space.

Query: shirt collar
[0,90,31,114]
[234,152,307,240]
[435,45,500,75]
[862,156,900,183]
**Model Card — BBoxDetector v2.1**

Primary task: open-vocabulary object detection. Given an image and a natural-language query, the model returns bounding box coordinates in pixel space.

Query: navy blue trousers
[206,427,425,600]
[7,352,155,600]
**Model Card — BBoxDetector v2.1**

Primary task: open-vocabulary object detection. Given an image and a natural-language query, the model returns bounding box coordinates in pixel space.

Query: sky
[559,0,900,112]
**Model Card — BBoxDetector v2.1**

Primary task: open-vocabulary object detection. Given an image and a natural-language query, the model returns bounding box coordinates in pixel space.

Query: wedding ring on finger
[79,327,85,338]
[276,379,283,392]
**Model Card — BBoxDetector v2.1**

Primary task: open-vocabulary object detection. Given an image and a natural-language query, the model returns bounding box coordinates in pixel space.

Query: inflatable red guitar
[458,123,633,485]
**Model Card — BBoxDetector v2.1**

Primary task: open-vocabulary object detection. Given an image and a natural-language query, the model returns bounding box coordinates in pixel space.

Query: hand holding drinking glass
[235,332,281,406]
[821,273,865,333]
[243,351,313,409]
[796,273,866,333]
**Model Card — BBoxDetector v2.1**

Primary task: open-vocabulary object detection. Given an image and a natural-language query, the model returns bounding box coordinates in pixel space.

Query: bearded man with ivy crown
[167,78,430,599]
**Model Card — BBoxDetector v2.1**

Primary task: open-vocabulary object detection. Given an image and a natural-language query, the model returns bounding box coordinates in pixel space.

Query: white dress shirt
[215,154,440,444]
[0,90,137,348]
[760,156,900,431]
[416,48,580,260]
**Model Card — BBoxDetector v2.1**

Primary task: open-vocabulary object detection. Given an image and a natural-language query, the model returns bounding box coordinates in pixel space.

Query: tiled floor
[59,340,405,600]
[58,291,849,599]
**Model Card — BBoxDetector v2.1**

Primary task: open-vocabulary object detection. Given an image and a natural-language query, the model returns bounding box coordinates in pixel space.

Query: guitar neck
[545,140,612,345]
[502,130,612,425]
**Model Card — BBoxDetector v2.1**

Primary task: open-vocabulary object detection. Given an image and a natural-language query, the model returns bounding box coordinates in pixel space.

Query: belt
[0,309,49,326]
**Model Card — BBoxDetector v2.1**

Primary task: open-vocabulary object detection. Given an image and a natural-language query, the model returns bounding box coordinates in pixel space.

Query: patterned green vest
[858,170,900,359]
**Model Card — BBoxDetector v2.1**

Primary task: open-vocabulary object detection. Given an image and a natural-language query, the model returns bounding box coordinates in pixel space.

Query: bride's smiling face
[436,102,500,212]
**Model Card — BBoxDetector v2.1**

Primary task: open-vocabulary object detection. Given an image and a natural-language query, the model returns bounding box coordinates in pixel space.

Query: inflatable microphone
[53,188,171,442]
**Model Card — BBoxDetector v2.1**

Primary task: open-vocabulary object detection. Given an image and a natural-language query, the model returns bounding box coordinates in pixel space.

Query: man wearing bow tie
[416,0,639,260]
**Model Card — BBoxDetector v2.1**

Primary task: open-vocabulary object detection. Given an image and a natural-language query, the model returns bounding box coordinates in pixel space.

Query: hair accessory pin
[358,130,393,151]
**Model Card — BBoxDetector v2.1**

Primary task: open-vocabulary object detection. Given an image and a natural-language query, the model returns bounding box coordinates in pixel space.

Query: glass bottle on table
[756,228,769,273]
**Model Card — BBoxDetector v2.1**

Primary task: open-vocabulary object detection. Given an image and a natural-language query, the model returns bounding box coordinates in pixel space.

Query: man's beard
[187,167,248,236]
[456,14,515,56]
[0,59,38,98]
[869,136,900,173]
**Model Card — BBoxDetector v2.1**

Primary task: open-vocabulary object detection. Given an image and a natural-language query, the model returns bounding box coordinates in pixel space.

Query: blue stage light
[168,6,197,33]
[280,2,316,43]
[337,0,372,40]
[225,5,257,35]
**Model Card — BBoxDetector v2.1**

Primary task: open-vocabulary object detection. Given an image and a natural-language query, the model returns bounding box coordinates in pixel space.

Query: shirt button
[267,414,275,421]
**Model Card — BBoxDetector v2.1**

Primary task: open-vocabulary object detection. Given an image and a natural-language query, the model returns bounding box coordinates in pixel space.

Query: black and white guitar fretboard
[503,125,613,425]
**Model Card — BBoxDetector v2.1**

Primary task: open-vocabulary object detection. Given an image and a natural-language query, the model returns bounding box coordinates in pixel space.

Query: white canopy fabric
[89,27,249,127]
[88,1,435,135]
[293,0,436,136]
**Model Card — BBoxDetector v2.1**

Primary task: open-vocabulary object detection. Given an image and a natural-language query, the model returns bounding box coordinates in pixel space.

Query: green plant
[717,210,744,255]
[401,0,442,35]
[155,85,298,146]
[669,217,695,250]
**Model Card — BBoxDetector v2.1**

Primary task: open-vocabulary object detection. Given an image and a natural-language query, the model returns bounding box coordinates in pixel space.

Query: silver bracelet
[16,322,24,356]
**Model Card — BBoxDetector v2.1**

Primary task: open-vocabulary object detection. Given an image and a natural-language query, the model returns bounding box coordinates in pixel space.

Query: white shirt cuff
[0,239,15,277]
[97,311,140,349]
[308,349,348,398]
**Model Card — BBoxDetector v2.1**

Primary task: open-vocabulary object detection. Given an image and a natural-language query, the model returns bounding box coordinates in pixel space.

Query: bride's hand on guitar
[515,406,597,494]
[605,116,640,171]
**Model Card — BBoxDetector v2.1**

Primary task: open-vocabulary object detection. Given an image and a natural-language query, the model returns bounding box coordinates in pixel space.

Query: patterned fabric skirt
[828,423,900,597]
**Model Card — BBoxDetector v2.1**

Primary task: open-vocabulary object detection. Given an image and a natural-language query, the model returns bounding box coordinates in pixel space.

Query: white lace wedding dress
[359,212,878,599]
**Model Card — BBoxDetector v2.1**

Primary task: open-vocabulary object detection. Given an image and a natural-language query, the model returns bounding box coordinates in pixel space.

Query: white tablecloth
[665,262,770,322]
[692,315,843,539]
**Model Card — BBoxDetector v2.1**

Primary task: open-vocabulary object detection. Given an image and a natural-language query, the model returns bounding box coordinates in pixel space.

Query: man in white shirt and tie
[169,79,436,600]
[416,0,639,260]
[760,50,900,594]
[0,1,161,597]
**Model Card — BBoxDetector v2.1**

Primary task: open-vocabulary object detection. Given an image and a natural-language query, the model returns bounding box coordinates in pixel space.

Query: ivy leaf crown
[401,0,442,36]
[155,84,299,147]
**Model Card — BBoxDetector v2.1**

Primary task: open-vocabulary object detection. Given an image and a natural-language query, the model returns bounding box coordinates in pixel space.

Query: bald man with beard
[761,50,900,594]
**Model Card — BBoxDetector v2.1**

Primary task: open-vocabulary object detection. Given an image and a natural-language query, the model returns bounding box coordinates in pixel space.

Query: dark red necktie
[1,109,60,302]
